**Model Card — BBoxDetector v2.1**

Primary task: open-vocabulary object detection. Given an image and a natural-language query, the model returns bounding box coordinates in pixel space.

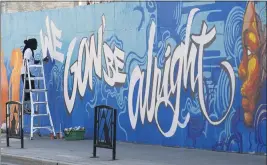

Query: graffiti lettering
[128,8,236,137]
[103,44,127,86]
[63,15,126,114]
[40,16,64,63]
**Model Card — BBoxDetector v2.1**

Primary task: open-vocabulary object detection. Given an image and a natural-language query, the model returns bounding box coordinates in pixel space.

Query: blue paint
[1,1,266,154]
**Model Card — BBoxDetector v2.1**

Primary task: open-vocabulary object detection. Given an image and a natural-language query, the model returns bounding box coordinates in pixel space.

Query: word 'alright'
[64,15,127,114]
[128,8,236,137]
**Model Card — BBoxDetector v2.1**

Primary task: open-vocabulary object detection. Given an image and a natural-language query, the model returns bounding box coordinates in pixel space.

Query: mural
[1,1,266,154]
[239,2,267,128]
[0,50,8,126]
[9,49,23,134]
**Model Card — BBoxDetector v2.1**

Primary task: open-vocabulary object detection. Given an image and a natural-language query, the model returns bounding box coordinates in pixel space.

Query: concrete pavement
[0,134,266,165]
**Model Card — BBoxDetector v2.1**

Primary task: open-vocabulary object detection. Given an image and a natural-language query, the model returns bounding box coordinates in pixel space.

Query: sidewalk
[0,134,266,165]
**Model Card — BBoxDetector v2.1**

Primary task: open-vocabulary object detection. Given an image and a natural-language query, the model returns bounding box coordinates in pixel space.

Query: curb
[1,153,73,165]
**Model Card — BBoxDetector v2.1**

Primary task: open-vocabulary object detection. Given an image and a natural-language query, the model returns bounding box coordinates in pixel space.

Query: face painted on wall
[239,1,262,127]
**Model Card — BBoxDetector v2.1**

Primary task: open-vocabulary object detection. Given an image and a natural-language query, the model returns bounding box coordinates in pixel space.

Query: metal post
[93,107,97,157]
[20,104,24,148]
[112,109,117,160]
[6,104,9,147]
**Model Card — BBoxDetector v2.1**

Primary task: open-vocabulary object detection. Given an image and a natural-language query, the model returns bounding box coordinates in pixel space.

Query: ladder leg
[30,101,34,140]
[36,81,41,137]
[28,65,34,140]
[21,74,26,137]
[48,110,56,137]
[42,59,56,138]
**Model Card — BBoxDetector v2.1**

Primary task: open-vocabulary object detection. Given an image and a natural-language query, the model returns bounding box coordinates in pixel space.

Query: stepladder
[21,58,56,140]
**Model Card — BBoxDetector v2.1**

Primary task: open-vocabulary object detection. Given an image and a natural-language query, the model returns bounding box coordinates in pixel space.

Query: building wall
[1,1,76,13]
[1,1,266,154]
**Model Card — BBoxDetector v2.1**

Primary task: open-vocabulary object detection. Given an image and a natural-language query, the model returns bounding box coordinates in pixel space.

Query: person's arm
[42,56,49,63]
[34,57,49,64]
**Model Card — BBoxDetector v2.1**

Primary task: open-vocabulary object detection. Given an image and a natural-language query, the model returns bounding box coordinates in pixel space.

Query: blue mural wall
[1,1,266,154]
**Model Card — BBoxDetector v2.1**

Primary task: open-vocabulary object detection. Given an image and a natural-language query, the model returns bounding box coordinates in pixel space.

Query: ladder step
[25,89,47,92]
[33,113,49,117]
[26,77,44,80]
[23,101,31,104]
[23,101,47,105]
[33,101,47,104]
[33,126,52,130]
[28,64,43,68]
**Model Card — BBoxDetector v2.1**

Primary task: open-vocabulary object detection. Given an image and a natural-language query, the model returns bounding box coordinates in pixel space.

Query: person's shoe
[23,105,31,114]
[24,108,31,114]
[23,103,32,114]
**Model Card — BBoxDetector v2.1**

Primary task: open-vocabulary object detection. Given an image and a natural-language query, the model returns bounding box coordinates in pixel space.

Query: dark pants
[21,73,35,101]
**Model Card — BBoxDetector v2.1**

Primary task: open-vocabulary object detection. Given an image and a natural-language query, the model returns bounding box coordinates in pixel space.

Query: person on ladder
[21,38,49,114]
